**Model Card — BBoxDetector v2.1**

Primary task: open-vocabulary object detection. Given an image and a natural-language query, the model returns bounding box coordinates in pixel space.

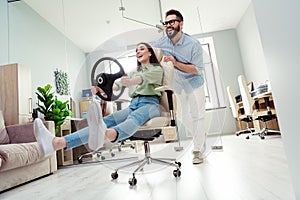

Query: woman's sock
[33,118,55,157]
[87,102,106,150]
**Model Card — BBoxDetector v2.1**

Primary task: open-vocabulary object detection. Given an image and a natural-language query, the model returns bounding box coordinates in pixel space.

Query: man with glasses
[154,9,206,165]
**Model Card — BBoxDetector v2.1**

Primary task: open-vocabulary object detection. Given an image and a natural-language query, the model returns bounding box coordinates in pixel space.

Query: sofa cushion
[0,110,9,144]
[0,142,44,172]
[6,123,36,144]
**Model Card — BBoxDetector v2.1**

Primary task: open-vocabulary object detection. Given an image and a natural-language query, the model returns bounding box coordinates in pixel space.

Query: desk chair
[110,48,181,186]
[226,86,255,136]
[238,75,280,140]
[251,96,280,139]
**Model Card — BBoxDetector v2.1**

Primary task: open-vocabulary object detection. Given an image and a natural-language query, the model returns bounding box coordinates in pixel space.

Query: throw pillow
[0,110,10,144]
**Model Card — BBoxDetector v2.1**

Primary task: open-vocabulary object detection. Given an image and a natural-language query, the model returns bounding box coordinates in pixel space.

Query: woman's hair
[136,42,161,71]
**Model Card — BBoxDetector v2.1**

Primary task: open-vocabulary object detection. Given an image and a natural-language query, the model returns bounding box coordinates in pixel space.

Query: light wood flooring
[0,133,295,200]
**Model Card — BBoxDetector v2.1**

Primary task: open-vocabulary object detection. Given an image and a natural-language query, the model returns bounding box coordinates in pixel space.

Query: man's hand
[164,55,198,74]
[163,55,177,66]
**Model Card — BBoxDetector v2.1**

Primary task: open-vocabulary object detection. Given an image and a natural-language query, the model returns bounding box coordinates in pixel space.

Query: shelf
[56,119,73,166]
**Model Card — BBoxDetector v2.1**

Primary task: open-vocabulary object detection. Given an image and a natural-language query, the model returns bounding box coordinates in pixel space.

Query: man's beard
[166,25,180,39]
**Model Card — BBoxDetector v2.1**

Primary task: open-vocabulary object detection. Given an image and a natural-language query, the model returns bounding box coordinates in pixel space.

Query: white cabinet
[0,63,32,125]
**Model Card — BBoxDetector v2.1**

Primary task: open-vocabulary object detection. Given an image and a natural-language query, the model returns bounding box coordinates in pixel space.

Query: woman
[34,42,163,157]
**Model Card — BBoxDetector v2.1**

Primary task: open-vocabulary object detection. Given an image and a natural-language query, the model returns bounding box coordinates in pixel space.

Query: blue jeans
[64,96,160,150]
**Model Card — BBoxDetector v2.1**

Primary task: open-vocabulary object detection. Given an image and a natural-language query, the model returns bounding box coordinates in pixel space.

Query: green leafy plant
[35,84,72,134]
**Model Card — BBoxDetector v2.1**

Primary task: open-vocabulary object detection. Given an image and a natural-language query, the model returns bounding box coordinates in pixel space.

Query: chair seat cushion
[139,116,170,130]
[130,129,162,141]
[255,114,276,122]
[130,116,170,141]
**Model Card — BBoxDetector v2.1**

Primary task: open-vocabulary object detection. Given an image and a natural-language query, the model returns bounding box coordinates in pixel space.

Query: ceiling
[23,0,251,53]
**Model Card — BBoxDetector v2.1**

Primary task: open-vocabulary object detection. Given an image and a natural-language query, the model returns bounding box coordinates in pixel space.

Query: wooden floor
[0,133,295,200]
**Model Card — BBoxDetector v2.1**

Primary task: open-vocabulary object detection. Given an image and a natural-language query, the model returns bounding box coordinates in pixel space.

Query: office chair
[252,96,280,139]
[226,86,255,136]
[110,48,181,186]
[238,75,280,140]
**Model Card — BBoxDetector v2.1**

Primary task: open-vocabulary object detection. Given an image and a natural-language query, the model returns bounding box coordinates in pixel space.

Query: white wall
[0,0,9,65]
[7,2,89,117]
[252,0,300,197]
[194,29,245,134]
[236,3,269,87]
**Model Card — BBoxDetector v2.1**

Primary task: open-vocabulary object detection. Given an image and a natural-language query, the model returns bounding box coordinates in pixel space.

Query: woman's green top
[116,64,163,98]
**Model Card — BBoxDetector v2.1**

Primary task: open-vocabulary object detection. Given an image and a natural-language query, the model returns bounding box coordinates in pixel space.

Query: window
[199,37,225,110]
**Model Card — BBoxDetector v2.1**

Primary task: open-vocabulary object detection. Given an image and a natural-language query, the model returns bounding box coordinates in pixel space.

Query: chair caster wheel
[101,156,105,160]
[246,136,250,139]
[78,158,82,164]
[175,161,181,168]
[173,169,181,177]
[261,136,265,140]
[111,152,115,157]
[128,177,137,186]
[111,172,118,179]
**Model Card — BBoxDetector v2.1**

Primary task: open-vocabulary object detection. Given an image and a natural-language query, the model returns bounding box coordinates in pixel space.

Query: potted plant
[35,84,72,134]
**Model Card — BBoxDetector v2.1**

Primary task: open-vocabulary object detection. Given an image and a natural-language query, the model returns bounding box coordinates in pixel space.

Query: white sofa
[0,121,57,192]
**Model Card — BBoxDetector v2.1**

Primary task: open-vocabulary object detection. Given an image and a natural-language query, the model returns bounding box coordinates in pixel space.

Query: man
[154,9,206,164]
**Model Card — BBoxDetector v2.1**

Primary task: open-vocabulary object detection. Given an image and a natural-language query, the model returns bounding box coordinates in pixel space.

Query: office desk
[253,91,278,131]
[253,91,273,107]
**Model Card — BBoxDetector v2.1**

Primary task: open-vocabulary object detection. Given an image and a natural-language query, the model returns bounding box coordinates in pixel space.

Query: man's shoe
[87,102,106,150]
[192,151,204,164]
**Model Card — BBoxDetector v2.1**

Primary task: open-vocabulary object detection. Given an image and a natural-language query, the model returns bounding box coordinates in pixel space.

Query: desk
[56,118,91,166]
[253,91,280,132]
[79,97,93,118]
[237,91,280,132]
[253,91,273,107]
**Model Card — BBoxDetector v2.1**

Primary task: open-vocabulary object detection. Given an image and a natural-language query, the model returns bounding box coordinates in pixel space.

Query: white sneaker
[87,102,106,150]
[192,151,204,164]
[33,118,55,157]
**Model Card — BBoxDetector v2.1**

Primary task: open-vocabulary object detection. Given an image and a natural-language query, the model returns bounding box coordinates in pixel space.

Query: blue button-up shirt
[153,33,204,93]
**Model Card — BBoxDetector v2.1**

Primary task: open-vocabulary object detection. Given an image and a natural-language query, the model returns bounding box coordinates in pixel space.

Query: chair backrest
[238,75,254,116]
[153,48,175,118]
[226,86,239,118]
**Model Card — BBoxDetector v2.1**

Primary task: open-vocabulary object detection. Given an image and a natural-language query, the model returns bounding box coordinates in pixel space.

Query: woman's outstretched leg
[34,118,66,157]
[87,101,107,150]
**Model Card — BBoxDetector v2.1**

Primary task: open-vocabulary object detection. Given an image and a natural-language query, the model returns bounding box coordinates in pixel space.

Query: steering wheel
[91,57,125,101]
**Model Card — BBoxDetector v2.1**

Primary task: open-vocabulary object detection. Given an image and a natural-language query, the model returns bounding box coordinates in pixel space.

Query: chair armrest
[155,85,174,92]
[156,86,176,126]
[6,121,55,144]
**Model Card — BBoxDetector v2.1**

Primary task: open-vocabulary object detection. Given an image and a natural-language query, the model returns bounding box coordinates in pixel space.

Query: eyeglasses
[162,19,181,26]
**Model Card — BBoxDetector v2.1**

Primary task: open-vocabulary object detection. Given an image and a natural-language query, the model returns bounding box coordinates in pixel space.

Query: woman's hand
[121,74,142,87]
[91,86,103,95]
[121,74,131,87]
